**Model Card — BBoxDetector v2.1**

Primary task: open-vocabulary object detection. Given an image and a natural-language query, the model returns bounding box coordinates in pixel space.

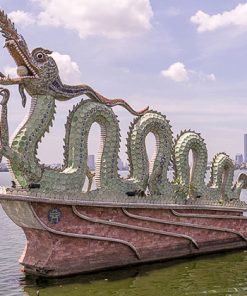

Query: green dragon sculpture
[0,10,245,201]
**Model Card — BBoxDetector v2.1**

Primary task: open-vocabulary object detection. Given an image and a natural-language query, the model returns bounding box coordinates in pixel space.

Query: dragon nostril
[6,40,14,45]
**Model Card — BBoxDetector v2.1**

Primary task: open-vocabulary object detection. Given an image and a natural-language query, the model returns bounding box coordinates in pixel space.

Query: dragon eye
[37,53,44,59]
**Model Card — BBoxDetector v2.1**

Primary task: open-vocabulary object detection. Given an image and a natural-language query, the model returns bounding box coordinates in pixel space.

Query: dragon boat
[1,10,247,277]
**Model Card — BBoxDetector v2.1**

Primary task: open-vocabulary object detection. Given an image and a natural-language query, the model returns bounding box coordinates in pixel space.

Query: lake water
[1,172,247,296]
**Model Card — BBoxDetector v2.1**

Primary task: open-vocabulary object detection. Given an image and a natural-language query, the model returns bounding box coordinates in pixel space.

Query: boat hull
[2,200,247,277]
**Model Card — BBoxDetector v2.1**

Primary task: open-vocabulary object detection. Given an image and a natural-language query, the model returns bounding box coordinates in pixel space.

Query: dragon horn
[0,10,19,39]
[44,49,53,54]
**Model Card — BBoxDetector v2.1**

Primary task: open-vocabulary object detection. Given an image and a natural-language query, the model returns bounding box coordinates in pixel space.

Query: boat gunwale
[1,193,247,212]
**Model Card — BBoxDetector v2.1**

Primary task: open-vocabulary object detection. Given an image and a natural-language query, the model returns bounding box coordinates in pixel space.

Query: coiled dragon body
[0,10,245,200]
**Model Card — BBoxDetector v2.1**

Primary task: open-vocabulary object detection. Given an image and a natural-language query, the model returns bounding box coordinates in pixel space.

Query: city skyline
[234,133,247,167]
[244,134,247,162]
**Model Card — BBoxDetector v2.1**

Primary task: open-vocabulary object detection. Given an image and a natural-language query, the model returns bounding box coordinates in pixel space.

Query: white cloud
[51,52,82,84]
[3,66,17,77]
[161,62,216,83]
[191,3,247,32]
[205,73,216,81]
[8,10,35,27]
[165,7,180,17]
[32,0,153,39]
[161,62,189,82]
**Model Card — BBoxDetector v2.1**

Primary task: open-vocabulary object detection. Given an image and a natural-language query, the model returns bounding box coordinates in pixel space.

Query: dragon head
[0,10,148,115]
[0,10,39,79]
[0,10,59,101]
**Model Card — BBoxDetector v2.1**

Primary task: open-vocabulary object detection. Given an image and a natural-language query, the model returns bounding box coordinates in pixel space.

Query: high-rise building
[235,153,243,166]
[87,155,95,170]
[244,134,247,162]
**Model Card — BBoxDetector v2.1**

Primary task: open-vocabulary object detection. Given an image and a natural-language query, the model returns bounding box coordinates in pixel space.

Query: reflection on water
[22,252,247,296]
[1,171,247,295]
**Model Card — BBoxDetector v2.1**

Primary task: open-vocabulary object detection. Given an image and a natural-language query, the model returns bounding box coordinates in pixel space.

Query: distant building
[117,158,124,171]
[49,163,62,169]
[123,162,129,171]
[244,134,247,162]
[235,153,243,166]
[0,163,8,172]
[88,155,95,170]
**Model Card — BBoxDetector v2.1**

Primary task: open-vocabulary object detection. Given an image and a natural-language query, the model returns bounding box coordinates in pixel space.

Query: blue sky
[1,0,247,164]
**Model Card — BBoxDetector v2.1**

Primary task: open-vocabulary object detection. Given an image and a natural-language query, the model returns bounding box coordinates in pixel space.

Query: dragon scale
[8,95,55,187]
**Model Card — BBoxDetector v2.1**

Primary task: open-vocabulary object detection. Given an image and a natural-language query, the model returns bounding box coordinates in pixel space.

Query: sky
[0,0,247,165]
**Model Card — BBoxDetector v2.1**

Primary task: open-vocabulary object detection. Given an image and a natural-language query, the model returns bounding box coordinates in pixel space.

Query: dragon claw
[0,87,10,105]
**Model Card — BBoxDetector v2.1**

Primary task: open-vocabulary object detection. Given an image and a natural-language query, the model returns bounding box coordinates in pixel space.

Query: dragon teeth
[8,42,37,76]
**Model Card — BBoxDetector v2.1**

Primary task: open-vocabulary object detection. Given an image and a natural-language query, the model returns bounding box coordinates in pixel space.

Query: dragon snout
[4,39,15,46]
